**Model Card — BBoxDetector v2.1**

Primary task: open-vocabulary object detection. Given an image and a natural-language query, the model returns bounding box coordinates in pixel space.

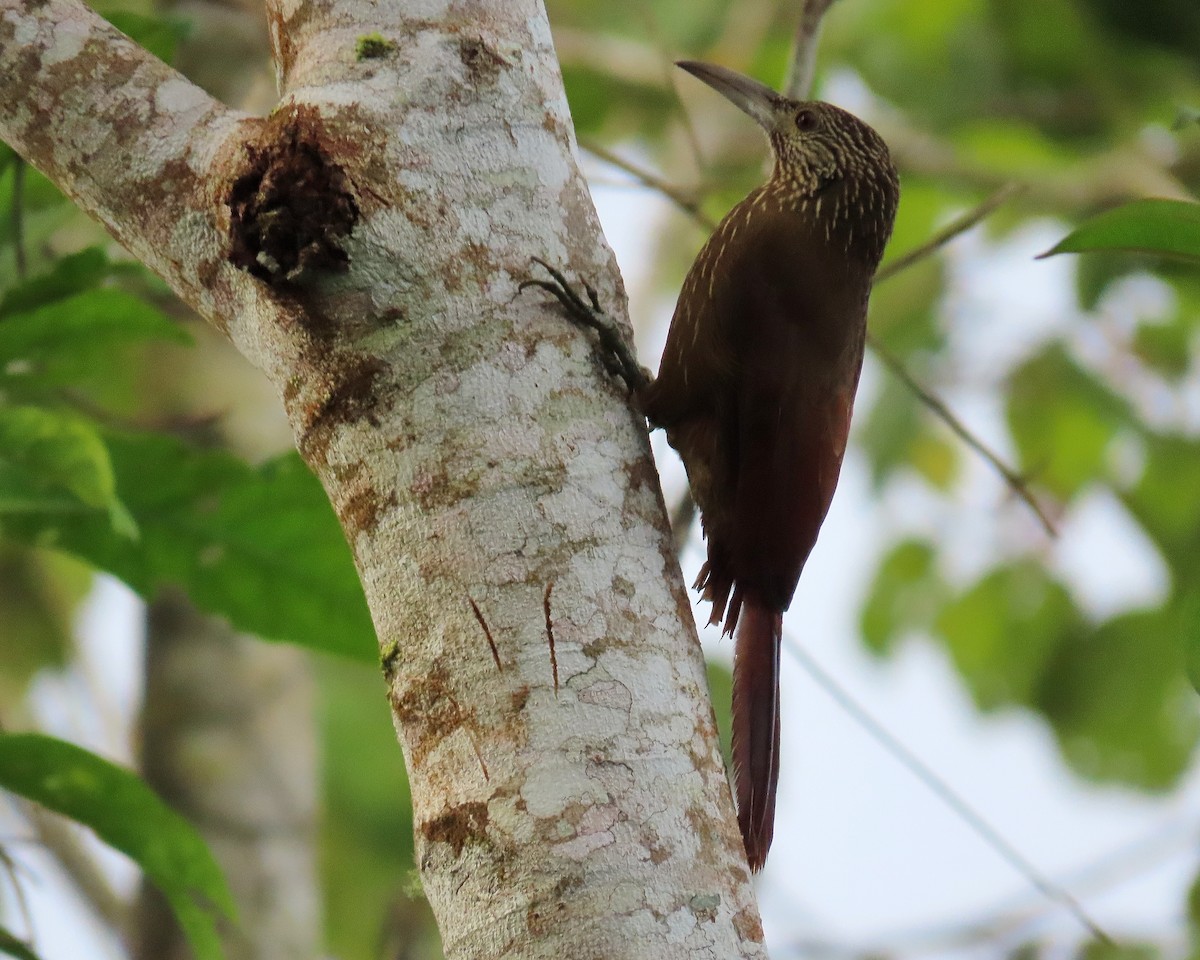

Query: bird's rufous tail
[731,597,782,872]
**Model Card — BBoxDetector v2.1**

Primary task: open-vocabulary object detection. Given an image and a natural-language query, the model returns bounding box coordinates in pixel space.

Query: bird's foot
[520,258,651,395]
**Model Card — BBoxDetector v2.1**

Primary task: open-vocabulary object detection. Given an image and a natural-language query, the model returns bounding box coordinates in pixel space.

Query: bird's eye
[795,109,818,132]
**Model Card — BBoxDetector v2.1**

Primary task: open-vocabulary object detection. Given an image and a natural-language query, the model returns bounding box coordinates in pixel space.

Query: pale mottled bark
[0,1,767,956]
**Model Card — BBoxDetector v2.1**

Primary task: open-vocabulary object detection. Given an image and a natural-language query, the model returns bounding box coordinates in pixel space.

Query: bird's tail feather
[731,595,782,872]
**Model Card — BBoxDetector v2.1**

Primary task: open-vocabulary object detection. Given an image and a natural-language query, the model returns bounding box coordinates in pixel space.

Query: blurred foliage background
[0,0,1198,958]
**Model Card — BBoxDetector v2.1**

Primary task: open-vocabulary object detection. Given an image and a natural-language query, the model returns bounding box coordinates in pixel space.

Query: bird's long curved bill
[676,61,781,129]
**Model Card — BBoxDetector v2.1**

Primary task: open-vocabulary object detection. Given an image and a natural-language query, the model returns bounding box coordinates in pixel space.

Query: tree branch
[0,0,249,311]
[784,0,840,100]
[257,3,764,955]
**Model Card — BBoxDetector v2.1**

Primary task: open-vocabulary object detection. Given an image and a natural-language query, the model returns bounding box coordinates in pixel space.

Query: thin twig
[866,335,1057,537]
[785,0,840,100]
[0,843,35,944]
[875,182,1026,284]
[639,7,708,176]
[876,114,1195,210]
[782,633,1112,946]
[21,804,129,931]
[869,182,1057,535]
[581,142,716,230]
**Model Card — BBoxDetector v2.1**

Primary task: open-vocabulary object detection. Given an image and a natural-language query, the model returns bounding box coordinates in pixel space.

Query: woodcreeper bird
[525,61,899,872]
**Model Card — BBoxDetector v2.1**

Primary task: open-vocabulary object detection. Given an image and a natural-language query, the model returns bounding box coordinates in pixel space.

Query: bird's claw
[520,258,651,395]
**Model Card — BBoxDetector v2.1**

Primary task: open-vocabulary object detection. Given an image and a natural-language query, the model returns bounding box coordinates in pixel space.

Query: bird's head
[676,61,895,201]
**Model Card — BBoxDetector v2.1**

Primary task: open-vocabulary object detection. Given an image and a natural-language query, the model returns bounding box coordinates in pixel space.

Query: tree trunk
[0,0,767,955]
[134,592,320,960]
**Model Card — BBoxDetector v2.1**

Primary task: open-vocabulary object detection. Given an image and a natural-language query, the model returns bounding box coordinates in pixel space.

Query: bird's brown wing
[728,328,852,605]
[640,195,765,432]
[722,206,869,604]
[720,210,869,872]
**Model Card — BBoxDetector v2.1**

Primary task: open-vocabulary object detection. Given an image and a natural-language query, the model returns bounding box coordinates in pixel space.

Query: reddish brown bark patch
[421,801,489,857]
[226,104,358,287]
[732,906,765,944]
[296,354,388,464]
[389,661,473,768]
[339,485,398,537]
[457,37,508,85]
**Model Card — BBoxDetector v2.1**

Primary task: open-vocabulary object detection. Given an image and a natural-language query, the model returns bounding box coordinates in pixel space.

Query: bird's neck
[761,169,894,269]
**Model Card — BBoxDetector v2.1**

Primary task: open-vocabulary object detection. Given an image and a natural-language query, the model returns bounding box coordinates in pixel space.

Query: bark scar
[296,354,387,463]
[468,734,490,782]
[543,581,558,697]
[225,104,358,287]
[469,597,503,672]
[442,688,489,783]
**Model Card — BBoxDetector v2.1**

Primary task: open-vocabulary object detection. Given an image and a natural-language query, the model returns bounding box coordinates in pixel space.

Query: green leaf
[2,432,375,660]
[859,372,922,489]
[861,539,945,654]
[0,925,42,960]
[561,67,675,138]
[1006,344,1132,499]
[910,429,960,489]
[1187,866,1200,938]
[1076,940,1161,960]
[858,353,960,492]
[868,187,949,354]
[1008,943,1041,960]
[957,119,1083,174]
[1175,105,1200,130]
[0,406,135,536]
[0,289,190,390]
[1122,435,1200,578]
[927,563,1198,788]
[1073,251,1144,310]
[1037,606,1198,789]
[1186,593,1200,699]
[0,733,234,960]
[1040,200,1200,262]
[103,11,190,65]
[935,563,1079,710]
[0,248,111,317]
[0,547,90,702]
[1132,316,1192,378]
